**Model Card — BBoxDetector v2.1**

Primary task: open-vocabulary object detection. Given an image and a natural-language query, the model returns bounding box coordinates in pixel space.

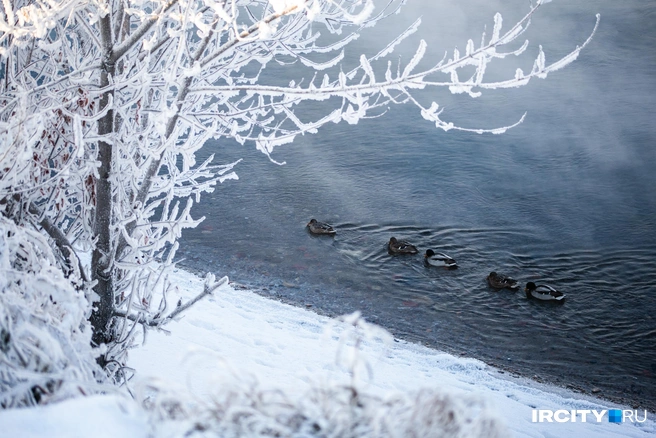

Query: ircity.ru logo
[531,409,648,423]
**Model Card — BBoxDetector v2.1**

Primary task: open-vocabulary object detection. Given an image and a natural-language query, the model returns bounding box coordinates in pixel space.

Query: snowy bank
[1,268,653,437]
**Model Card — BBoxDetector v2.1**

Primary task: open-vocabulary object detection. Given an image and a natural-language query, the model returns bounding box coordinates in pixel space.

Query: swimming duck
[525,282,566,301]
[487,271,519,290]
[388,237,418,254]
[307,219,336,235]
[424,249,457,268]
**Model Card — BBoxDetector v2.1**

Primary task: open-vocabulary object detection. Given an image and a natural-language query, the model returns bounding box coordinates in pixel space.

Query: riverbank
[127,267,653,437]
[1,267,652,437]
[178,254,656,415]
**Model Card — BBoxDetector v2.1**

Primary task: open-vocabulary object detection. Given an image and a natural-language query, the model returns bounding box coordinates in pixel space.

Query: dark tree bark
[89,13,116,350]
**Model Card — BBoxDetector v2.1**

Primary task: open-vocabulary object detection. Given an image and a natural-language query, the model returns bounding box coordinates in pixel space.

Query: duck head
[425,249,435,258]
[525,282,537,292]
[307,219,317,227]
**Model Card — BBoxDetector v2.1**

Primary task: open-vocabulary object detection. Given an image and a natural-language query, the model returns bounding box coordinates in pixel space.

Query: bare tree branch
[114,275,227,327]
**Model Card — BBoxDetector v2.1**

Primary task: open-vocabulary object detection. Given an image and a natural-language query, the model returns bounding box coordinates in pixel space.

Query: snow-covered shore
[1,267,653,437]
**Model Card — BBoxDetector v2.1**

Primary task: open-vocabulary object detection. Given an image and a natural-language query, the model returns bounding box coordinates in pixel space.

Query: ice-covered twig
[164,273,227,322]
[114,274,227,328]
[27,200,89,283]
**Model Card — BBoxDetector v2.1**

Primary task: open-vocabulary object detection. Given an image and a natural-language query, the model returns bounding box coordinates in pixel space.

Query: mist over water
[180,0,656,407]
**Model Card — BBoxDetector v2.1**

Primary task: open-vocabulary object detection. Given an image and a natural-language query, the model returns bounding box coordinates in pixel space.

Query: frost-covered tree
[0,0,598,386]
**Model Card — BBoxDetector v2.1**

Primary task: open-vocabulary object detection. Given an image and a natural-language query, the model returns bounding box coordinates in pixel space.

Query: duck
[424,249,457,268]
[525,282,566,301]
[388,237,418,254]
[306,219,336,235]
[486,271,519,290]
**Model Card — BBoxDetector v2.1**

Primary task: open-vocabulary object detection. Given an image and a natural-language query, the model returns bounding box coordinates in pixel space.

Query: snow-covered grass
[1,267,653,437]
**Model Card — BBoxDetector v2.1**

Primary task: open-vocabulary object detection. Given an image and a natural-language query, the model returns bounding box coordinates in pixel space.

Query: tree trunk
[89,14,116,350]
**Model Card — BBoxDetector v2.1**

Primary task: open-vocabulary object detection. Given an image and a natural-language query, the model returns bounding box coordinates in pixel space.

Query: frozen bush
[0,217,103,407]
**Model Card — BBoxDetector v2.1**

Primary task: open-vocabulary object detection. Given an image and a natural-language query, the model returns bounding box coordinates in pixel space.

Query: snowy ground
[1,268,653,437]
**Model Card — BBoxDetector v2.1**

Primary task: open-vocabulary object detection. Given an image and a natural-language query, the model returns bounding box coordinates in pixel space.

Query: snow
[2,267,652,437]
[0,394,148,438]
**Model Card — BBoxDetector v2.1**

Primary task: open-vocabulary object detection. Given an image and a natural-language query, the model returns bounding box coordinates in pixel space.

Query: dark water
[179,0,656,408]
